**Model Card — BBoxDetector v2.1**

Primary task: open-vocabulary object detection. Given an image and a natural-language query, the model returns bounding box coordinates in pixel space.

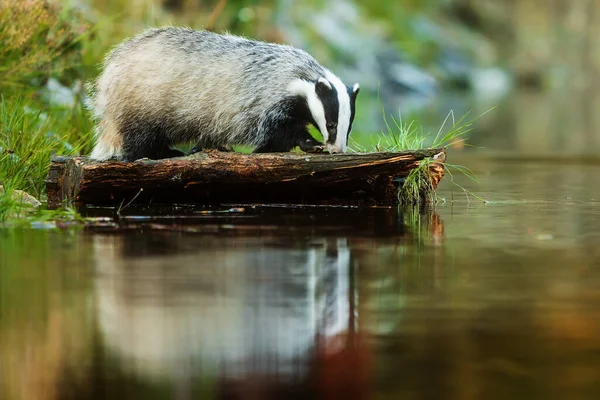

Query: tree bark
[45,149,446,209]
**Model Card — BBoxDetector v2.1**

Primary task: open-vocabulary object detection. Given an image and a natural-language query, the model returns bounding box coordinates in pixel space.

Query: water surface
[2,91,600,399]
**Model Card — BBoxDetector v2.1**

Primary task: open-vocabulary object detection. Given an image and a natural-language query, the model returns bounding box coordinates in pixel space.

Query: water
[2,91,600,399]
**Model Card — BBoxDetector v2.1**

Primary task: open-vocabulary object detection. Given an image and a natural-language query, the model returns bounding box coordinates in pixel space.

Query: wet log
[45,149,446,209]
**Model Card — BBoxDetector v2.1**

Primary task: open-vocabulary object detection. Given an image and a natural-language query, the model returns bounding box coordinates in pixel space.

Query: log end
[429,150,447,189]
[45,156,83,210]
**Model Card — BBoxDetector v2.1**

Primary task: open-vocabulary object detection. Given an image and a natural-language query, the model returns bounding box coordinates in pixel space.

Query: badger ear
[347,83,360,100]
[316,77,332,95]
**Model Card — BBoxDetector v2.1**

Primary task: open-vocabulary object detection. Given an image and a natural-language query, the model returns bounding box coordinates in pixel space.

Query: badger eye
[327,122,337,130]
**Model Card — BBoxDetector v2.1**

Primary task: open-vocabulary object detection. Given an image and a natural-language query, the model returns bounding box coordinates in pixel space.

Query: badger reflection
[94,234,354,382]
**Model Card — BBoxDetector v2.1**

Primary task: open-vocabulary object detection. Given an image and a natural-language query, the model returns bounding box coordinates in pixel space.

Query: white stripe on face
[288,79,329,143]
[324,70,351,153]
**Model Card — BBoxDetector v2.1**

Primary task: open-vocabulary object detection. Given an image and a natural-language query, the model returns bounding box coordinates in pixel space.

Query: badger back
[90,28,327,146]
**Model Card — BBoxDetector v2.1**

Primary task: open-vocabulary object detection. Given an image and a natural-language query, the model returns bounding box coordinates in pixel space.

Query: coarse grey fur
[87,27,360,161]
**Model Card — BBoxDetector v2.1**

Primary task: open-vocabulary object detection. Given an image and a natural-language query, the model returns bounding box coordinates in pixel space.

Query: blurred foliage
[355,0,443,65]
[0,0,90,91]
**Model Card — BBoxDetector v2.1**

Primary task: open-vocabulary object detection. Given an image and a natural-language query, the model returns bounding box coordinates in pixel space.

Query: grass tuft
[0,96,90,196]
[351,107,493,205]
[352,107,492,153]
[398,158,437,205]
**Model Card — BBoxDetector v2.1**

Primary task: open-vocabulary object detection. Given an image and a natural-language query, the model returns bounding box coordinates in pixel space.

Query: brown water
[2,91,600,400]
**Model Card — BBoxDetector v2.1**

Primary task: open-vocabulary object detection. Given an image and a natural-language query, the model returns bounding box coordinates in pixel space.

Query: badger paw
[298,138,325,153]
[217,145,235,152]
[189,145,234,154]
[304,145,325,153]
[157,148,185,159]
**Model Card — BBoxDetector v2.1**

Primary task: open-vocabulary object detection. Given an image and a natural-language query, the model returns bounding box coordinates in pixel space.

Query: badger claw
[304,145,325,153]
[217,145,235,152]
[190,145,234,154]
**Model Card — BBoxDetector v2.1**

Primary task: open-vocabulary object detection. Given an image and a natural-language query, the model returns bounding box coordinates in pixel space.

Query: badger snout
[326,144,344,154]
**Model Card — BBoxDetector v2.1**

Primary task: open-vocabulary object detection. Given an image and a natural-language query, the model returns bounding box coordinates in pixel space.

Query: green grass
[0,96,93,184]
[352,107,492,205]
[0,93,94,223]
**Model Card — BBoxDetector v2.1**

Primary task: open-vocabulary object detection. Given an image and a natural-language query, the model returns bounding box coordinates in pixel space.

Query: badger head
[289,73,360,154]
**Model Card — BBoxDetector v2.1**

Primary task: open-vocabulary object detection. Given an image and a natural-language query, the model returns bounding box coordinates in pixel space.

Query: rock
[0,185,42,209]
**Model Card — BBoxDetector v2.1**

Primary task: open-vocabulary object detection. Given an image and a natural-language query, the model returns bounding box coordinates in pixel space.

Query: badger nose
[327,145,342,154]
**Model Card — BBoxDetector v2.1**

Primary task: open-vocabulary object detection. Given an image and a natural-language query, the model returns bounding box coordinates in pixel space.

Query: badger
[87,27,360,161]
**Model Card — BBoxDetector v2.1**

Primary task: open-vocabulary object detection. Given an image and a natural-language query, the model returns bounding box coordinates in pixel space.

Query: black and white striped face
[288,74,360,154]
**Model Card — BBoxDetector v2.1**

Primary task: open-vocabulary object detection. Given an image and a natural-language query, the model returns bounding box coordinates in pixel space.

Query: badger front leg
[253,118,301,153]
[253,137,297,153]
[297,132,325,153]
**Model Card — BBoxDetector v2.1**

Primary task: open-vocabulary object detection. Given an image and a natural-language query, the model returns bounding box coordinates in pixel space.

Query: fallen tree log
[45,149,446,209]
